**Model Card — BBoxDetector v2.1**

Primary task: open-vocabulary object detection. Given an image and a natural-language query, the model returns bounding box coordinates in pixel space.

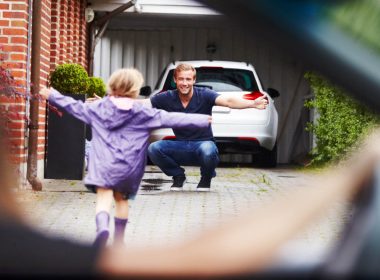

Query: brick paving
[16,164,349,263]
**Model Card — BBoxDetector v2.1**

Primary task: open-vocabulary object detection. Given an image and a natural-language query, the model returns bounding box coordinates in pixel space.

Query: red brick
[38,131,46,137]
[11,37,27,44]
[2,45,27,52]
[8,138,24,146]
[10,70,26,79]
[3,28,27,36]
[0,20,10,27]
[0,3,10,10]
[7,122,24,130]
[11,3,27,11]
[2,61,26,69]
[11,20,27,28]
[3,12,27,20]
[8,130,24,138]
[10,53,27,61]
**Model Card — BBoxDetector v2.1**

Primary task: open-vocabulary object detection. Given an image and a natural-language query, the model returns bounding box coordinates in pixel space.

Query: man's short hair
[173,63,196,79]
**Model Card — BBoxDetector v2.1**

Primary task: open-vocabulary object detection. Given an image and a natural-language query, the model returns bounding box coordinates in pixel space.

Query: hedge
[304,72,379,165]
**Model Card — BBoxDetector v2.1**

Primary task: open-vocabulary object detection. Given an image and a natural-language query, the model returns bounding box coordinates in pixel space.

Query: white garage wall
[93,15,311,164]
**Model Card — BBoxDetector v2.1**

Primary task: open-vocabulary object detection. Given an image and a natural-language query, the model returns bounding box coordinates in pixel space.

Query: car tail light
[238,137,259,143]
[163,136,176,140]
[243,91,268,102]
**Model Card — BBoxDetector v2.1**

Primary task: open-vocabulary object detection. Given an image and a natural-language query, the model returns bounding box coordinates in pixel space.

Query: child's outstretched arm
[40,87,93,125]
[143,108,211,130]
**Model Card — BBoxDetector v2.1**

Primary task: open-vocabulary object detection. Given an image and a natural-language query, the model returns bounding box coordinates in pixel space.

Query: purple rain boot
[114,217,128,245]
[94,211,110,247]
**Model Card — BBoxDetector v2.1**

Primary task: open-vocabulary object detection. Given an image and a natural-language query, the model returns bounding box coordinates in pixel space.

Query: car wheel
[255,143,277,168]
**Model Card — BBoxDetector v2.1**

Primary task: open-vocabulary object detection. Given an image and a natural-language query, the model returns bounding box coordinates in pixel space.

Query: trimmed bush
[87,77,106,98]
[49,63,89,94]
[304,72,379,165]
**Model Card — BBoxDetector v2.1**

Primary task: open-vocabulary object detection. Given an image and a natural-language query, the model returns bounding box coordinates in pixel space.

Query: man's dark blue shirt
[150,87,219,141]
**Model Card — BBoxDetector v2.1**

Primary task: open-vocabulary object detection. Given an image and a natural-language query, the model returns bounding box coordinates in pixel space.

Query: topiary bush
[87,77,106,98]
[49,63,89,95]
[304,72,379,165]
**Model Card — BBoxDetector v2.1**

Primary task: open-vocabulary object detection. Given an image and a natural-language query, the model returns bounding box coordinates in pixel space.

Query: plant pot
[44,93,86,179]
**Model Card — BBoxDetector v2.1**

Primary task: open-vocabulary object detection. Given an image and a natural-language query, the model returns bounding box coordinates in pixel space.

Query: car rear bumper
[214,137,261,153]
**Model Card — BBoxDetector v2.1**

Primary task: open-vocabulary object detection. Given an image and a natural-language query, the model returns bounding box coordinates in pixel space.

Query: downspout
[23,0,32,187]
[26,0,42,191]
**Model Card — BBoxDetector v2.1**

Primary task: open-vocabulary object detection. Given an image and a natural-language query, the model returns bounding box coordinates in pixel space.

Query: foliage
[0,47,28,154]
[304,72,379,165]
[87,77,106,98]
[49,63,89,95]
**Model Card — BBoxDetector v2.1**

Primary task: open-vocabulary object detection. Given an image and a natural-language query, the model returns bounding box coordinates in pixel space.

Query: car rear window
[163,68,260,92]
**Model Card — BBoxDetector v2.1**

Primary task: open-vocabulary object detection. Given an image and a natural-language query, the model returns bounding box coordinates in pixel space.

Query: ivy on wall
[304,72,379,165]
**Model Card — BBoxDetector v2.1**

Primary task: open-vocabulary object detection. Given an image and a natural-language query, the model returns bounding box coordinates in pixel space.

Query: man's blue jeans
[148,140,219,178]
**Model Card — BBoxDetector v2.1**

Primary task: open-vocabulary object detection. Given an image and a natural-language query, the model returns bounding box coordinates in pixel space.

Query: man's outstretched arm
[215,95,268,109]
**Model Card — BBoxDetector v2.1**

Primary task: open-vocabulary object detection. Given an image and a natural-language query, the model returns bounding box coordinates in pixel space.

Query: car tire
[255,143,277,168]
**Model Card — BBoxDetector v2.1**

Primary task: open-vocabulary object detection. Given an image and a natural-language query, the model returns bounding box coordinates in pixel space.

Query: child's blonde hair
[107,68,144,98]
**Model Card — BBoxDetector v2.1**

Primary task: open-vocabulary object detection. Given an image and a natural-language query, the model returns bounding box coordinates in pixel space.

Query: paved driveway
[17,165,349,265]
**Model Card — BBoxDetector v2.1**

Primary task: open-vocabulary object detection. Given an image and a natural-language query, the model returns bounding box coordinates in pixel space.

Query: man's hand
[39,87,52,100]
[253,96,268,109]
[86,94,102,103]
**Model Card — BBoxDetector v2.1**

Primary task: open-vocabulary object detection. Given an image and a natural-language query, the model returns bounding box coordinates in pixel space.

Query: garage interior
[89,0,313,164]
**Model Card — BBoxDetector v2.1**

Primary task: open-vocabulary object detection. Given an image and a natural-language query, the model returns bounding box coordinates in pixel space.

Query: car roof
[168,60,254,70]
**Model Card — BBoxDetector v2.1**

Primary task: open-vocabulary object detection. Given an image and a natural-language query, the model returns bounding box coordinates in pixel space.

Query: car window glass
[163,68,260,92]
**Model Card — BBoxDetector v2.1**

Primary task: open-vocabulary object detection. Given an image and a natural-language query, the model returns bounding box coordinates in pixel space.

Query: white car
[142,60,280,167]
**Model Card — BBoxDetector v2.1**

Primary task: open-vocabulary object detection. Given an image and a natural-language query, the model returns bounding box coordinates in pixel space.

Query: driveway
[17,164,348,265]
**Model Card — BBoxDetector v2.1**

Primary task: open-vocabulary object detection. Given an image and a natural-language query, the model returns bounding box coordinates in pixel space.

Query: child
[40,68,211,247]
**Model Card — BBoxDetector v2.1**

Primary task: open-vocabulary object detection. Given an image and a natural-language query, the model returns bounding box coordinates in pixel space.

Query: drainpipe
[23,0,33,187]
[26,0,42,191]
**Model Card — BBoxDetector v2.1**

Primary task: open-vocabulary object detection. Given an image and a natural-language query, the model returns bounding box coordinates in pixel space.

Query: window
[163,68,260,92]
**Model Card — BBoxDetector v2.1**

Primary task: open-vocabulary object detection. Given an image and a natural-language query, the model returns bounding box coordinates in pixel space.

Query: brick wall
[0,0,29,167]
[0,0,89,182]
[50,0,88,68]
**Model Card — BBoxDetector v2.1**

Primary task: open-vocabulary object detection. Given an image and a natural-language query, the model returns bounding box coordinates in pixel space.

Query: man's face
[174,70,196,96]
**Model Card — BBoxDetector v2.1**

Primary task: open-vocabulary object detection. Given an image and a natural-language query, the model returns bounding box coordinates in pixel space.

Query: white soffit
[88,0,220,15]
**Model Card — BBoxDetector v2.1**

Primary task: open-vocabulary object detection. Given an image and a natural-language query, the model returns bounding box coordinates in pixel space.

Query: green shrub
[49,63,89,95]
[304,72,379,165]
[87,77,106,98]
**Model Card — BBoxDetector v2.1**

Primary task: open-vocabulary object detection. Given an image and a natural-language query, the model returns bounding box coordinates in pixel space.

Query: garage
[89,0,312,164]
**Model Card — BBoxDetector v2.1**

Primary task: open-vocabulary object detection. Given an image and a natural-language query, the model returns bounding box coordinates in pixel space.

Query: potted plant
[44,63,90,180]
[87,76,106,98]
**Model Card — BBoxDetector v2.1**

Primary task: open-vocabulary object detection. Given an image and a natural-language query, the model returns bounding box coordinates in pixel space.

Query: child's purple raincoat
[48,89,210,195]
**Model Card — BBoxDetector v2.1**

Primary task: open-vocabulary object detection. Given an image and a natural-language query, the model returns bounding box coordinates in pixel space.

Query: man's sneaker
[170,175,186,191]
[196,177,211,192]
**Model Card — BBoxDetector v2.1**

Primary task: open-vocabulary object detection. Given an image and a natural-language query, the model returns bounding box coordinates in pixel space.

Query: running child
[39,68,211,247]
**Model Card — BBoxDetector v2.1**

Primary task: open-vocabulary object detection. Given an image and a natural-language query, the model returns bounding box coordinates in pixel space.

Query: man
[147,63,268,191]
